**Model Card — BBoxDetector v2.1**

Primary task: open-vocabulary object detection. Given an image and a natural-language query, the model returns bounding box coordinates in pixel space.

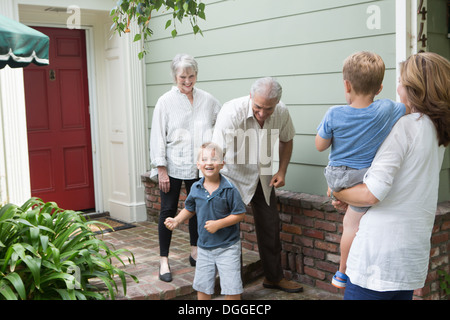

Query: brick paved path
[93,221,341,300]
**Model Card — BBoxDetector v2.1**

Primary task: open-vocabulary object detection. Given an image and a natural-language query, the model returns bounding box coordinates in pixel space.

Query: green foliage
[110,0,206,58]
[0,198,138,300]
[438,269,450,297]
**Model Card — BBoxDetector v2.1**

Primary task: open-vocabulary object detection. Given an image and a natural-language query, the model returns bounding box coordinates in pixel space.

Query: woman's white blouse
[347,113,446,291]
[150,86,221,180]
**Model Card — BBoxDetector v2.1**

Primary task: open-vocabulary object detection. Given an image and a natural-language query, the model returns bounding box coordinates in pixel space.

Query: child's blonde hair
[343,51,385,96]
[198,142,224,162]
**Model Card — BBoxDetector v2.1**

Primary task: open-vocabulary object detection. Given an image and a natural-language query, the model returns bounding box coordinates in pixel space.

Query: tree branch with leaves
[110,0,206,59]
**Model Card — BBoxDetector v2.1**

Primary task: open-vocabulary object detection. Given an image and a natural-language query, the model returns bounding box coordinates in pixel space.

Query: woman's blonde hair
[343,51,385,95]
[400,52,450,147]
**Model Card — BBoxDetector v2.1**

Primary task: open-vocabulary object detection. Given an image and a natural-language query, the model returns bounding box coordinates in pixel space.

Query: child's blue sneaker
[332,271,348,289]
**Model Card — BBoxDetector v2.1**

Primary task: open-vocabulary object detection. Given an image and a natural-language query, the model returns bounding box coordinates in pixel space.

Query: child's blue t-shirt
[185,174,246,250]
[317,99,406,169]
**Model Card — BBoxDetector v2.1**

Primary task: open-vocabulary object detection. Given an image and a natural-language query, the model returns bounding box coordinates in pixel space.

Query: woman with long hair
[333,52,450,300]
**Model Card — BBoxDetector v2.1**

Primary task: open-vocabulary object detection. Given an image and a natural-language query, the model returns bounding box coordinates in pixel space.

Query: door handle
[49,69,56,81]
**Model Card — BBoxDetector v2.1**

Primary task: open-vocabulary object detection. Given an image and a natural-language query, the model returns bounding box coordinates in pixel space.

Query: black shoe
[159,266,172,282]
[189,255,196,267]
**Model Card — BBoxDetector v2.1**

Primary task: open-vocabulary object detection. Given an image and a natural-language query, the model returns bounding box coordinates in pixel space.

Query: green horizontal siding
[427,0,450,201]
[282,164,328,196]
[145,0,449,201]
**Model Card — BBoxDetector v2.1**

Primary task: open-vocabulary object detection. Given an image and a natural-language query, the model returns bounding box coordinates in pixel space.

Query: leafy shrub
[0,198,138,300]
[438,269,450,297]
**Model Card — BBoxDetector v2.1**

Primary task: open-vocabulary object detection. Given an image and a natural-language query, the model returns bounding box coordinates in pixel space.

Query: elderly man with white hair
[212,77,302,293]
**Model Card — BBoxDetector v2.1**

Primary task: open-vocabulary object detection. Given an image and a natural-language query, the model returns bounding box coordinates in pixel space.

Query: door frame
[25,23,104,213]
[395,0,419,100]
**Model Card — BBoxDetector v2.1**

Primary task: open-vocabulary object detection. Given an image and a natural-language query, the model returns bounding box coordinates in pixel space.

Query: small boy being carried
[315,51,408,288]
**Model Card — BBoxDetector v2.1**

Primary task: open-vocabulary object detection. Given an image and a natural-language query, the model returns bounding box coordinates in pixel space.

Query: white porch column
[103,23,147,222]
[395,0,419,102]
[0,1,32,206]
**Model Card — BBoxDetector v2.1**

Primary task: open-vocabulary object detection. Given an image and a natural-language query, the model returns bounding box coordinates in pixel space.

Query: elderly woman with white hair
[150,54,221,282]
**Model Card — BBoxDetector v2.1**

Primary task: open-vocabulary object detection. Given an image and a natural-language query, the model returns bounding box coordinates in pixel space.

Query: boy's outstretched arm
[315,133,332,152]
[204,213,245,234]
[165,208,195,231]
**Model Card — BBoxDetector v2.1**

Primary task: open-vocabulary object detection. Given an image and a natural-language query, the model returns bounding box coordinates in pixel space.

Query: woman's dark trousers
[158,176,198,257]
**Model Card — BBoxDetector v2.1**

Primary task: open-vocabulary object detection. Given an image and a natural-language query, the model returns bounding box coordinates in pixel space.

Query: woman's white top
[150,86,221,180]
[346,113,446,291]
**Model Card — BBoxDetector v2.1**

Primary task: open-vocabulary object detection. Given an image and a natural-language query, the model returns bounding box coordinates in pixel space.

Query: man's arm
[270,139,293,188]
[212,104,235,155]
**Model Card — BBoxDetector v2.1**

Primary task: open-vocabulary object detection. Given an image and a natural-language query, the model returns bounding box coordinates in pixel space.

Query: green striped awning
[0,14,49,69]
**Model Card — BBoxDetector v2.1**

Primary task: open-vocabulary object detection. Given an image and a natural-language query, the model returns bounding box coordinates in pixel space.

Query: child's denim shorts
[193,240,243,296]
[324,165,370,213]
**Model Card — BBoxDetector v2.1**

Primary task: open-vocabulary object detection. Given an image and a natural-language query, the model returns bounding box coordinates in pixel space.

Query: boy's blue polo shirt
[317,99,405,169]
[185,174,246,250]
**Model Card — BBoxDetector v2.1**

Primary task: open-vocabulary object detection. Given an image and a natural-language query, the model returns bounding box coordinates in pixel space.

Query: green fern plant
[0,198,138,300]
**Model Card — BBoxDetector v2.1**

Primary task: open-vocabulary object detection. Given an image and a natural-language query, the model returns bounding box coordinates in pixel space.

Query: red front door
[24,27,95,211]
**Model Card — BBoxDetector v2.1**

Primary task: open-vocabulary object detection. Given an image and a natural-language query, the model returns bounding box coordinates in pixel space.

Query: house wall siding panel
[145,0,449,200]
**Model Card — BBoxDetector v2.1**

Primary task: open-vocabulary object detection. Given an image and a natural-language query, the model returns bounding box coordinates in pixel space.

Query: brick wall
[142,172,450,300]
